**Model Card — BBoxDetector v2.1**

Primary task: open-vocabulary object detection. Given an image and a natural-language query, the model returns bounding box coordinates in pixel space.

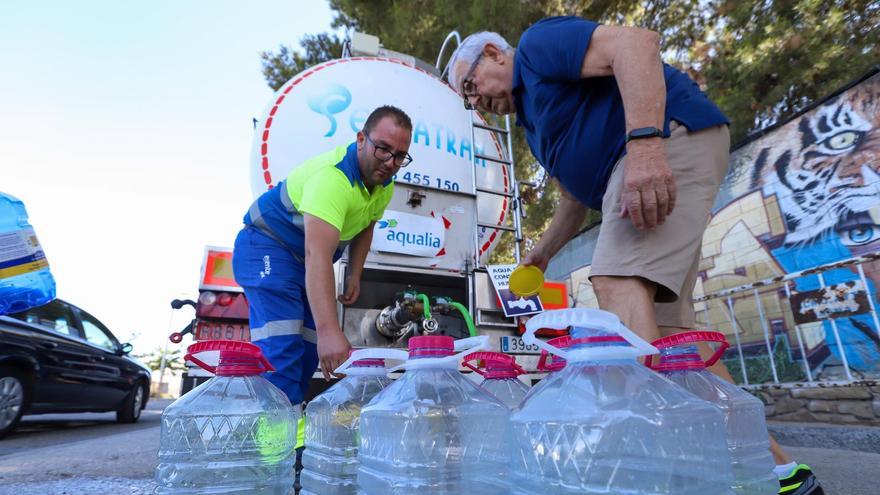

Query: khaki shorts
[589,122,730,328]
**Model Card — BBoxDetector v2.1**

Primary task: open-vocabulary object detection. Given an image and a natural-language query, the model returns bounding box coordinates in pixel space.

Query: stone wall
[751,381,880,425]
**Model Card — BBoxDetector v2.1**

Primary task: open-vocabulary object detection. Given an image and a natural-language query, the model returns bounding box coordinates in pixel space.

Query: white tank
[249,56,511,268]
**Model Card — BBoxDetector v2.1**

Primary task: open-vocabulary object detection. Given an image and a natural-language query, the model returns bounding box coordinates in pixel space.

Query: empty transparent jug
[462,351,530,408]
[347,335,510,495]
[300,352,394,495]
[515,308,736,495]
[647,331,777,494]
[154,340,298,494]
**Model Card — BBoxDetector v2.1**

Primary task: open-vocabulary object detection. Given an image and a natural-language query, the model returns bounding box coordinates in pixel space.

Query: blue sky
[1,1,339,356]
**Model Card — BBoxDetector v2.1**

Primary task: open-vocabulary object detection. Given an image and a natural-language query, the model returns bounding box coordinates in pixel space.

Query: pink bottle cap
[408,335,455,358]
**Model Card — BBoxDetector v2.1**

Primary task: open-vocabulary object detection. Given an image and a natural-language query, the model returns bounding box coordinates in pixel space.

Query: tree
[259,1,879,259]
[136,346,186,372]
[261,33,344,91]
[699,0,880,142]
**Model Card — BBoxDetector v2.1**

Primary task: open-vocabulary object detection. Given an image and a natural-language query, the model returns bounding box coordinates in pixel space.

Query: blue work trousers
[232,226,318,405]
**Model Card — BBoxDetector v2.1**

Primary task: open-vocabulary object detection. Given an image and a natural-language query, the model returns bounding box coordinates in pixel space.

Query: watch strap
[626,126,664,143]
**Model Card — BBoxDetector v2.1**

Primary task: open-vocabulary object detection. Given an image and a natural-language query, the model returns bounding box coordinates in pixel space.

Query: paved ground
[0,399,170,494]
[0,398,877,494]
[782,445,880,495]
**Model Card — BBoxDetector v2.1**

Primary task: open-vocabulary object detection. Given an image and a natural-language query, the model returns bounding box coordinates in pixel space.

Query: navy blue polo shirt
[513,16,729,210]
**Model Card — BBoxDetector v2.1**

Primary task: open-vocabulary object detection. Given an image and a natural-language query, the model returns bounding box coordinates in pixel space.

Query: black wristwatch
[625,126,664,143]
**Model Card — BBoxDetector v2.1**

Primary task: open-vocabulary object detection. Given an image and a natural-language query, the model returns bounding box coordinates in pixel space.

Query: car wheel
[116,382,145,424]
[0,366,28,439]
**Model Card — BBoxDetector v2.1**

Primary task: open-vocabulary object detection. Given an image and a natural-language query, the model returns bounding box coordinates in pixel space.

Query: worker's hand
[619,139,676,230]
[337,277,360,305]
[522,248,550,273]
[317,327,352,380]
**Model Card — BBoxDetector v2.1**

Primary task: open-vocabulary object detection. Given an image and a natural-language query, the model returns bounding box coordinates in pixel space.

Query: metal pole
[753,288,780,384]
[856,263,880,341]
[725,296,749,385]
[817,272,854,381]
[783,283,814,383]
[157,309,176,394]
[504,114,521,263]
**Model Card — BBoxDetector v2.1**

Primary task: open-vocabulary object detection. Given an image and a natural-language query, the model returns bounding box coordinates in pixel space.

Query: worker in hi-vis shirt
[232,105,413,405]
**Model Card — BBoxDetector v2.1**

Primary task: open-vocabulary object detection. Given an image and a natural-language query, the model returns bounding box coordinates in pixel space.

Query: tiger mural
[702,71,880,378]
[747,75,880,246]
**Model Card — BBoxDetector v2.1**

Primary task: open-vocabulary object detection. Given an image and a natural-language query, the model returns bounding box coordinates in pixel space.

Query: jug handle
[462,352,525,376]
[524,308,658,359]
[645,331,730,369]
[334,348,409,375]
[184,340,275,374]
[536,335,572,371]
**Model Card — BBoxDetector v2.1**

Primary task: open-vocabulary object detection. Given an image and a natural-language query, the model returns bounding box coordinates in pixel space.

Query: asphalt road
[0,398,877,494]
[0,398,170,494]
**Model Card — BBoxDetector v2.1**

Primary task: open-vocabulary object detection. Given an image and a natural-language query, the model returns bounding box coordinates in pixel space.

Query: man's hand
[317,327,352,380]
[337,277,360,305]
[522,248,551,273]
[520,181,587,273]
[620,139,676,229]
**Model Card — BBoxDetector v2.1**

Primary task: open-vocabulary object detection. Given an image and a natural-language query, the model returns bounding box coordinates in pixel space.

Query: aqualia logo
[308,83,352,137]
[377,219,398,229]
[378,218,441,248]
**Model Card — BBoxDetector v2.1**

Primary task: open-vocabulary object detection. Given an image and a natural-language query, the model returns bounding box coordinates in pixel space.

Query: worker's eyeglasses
[365,134,413,167]
[461,53,483,110]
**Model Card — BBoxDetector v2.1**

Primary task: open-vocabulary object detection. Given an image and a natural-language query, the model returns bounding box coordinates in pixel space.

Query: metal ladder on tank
[467,111,525,328]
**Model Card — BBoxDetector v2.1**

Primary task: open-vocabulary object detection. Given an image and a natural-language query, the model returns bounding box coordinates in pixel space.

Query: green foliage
[722,335,808,385]
[259,0,879,259]
[261,33,344,91]
[702,0,880,142]
[135,346,186,372]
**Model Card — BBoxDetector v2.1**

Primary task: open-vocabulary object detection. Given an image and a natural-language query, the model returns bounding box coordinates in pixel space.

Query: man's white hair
[446,31,513,92]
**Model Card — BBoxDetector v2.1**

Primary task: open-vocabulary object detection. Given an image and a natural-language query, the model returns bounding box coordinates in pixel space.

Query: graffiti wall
[696,70,880,382]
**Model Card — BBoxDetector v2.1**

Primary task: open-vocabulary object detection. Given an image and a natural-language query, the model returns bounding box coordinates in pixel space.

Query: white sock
[774,461,798,478]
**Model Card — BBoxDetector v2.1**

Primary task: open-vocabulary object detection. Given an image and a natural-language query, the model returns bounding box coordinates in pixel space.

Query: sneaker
[779,464,824,494]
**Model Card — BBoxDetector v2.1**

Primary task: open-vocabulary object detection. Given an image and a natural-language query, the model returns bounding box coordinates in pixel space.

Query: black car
[0,298,151,438]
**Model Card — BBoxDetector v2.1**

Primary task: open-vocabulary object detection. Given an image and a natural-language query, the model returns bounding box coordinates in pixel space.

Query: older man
[448,16,822,495]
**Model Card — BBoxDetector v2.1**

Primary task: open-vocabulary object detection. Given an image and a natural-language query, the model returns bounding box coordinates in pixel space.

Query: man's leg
[232,227,315,405]
[592,275,661,342]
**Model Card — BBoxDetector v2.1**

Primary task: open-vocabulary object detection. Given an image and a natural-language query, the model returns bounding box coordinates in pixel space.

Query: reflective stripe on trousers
[250,319,317,344]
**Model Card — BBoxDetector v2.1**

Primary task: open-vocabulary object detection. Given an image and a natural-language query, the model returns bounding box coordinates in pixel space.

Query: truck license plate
[195,320,250,341]
[500,335,541,354]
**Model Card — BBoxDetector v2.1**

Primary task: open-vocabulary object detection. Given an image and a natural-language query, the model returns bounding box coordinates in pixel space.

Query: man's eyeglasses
[365,134,413,167]
[461,53,483,110]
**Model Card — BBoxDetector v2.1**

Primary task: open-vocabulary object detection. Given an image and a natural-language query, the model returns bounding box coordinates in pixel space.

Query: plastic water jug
[345,335,509,494]
[515,308,736,495]
[462,351,530,408]
[155,340,299,494]
[647,331,777,494]
[300,351,394,495]
[0,192,55,315]
[519,334,573,404]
